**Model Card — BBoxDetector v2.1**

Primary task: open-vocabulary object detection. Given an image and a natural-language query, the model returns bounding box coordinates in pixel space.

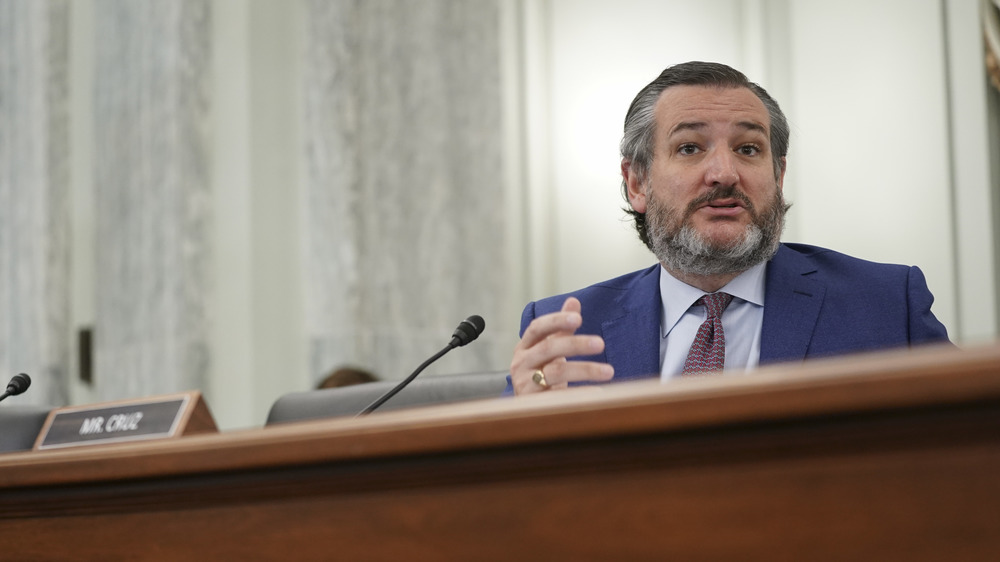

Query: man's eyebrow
[667,120,769,137]
[737,121,768,135]
[668,121,707,137]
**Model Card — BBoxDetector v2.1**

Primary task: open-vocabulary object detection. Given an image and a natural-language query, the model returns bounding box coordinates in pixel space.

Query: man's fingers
[560,296,581,314]
[514,360,614,394]
[518,297,585,350]
[517,333,604,370]
[517,310,582,349]
[541,360,615,385]
[511,296,612,396]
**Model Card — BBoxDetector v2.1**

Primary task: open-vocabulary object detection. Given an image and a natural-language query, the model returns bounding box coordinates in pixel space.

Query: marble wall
[91,0,212,400]
[302,0,512,383]
[1,0,513,420]
[0,0,71,406]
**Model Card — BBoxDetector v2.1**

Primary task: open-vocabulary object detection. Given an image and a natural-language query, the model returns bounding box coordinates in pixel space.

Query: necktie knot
[697,292,733,319]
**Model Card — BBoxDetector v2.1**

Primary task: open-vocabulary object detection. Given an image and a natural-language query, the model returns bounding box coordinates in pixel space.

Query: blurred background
[1,0,997,430]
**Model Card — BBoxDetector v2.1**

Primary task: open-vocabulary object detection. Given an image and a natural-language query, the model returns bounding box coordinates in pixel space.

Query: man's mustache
[684,186,756,218]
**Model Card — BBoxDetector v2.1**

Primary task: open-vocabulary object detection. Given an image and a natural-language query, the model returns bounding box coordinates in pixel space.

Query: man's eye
[737,144,760,156]
[678,144,699,155]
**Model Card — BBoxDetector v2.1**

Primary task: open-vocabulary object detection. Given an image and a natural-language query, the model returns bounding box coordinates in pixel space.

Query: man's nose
[704,149,739,187]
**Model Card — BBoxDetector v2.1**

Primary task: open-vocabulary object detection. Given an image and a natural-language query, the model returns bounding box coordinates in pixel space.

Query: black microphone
[449,315,485,347]
[358,315,485,416]
[0,373,31,403]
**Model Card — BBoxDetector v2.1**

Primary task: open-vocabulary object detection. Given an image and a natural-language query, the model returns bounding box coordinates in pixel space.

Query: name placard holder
[33,391,217,451]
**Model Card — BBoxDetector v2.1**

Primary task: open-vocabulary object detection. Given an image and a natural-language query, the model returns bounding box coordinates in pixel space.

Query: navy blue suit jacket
[508,243,950,390]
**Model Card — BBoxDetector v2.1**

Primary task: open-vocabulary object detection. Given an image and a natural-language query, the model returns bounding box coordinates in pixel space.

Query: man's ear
[622,159,647,213]
[777,157,787,192]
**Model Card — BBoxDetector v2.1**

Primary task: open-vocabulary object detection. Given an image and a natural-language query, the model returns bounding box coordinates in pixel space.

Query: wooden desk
[1,344,998,560]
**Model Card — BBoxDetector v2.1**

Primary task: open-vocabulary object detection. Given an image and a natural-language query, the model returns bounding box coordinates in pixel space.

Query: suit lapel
[760,245,826,364]
[600,266,662,381]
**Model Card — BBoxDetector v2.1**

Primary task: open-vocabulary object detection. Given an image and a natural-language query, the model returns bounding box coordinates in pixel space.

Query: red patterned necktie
[682,292,734,375]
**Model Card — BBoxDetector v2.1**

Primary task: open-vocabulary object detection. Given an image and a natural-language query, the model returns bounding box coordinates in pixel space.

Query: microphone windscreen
[451,315,485,347]
[6,373,31,396]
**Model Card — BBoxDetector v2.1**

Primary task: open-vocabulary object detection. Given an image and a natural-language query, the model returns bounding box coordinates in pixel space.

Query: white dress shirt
[658,262,766,380]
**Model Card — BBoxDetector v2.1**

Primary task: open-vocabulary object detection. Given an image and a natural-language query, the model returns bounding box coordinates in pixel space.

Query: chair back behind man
[266,370,509,425]
[0,405,52,453]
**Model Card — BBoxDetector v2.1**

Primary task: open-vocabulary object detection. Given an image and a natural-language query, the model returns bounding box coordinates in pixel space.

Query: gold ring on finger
[532,369,550,389]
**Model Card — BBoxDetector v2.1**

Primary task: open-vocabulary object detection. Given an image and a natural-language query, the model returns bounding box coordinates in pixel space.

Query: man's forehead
[655,85,770,135]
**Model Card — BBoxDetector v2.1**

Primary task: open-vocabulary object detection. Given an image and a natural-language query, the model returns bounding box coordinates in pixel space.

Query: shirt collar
[659,261,767,339]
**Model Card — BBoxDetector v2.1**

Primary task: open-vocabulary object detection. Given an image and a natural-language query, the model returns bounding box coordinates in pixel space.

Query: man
[507,61,950,395]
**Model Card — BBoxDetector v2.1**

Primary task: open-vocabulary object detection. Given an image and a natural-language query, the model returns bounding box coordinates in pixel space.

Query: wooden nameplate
[33,391,217,451]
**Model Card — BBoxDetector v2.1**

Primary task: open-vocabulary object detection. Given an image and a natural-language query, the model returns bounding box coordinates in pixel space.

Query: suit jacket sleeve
[907,265,950,344]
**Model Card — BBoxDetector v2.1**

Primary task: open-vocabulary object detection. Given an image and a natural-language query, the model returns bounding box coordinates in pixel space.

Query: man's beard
[645,185,787,277]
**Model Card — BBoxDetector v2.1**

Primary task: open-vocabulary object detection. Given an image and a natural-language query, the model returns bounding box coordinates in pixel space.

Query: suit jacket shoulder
[760,243,950,364]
